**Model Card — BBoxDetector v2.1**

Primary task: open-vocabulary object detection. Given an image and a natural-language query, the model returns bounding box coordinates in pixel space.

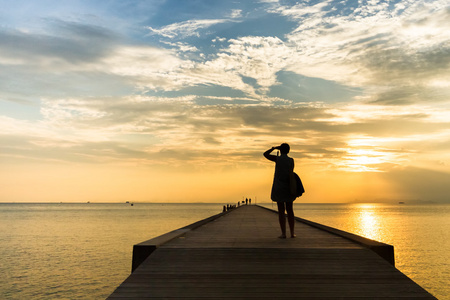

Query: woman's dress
[271,155,296,202]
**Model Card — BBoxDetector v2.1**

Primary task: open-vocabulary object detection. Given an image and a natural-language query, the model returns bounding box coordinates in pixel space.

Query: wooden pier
[108,205,436,299]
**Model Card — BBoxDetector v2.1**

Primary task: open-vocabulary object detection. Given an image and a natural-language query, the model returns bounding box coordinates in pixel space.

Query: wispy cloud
[147,18,233,39]
[229,9,243,19]
[0,21,118,66]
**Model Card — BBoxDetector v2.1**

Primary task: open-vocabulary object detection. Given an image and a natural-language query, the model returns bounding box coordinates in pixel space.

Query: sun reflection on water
[353,203,382,241]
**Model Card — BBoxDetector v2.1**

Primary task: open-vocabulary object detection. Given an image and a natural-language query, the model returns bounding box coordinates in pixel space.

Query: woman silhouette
[264,143,296,238]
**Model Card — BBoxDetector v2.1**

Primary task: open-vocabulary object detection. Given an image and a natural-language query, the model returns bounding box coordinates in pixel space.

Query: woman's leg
[285,202,296,238]
[277,202,286,238]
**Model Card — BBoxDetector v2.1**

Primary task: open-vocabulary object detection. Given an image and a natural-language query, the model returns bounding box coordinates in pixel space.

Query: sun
[338,148,391,172]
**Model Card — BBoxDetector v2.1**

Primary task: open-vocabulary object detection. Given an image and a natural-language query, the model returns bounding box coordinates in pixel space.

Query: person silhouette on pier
[264,143,296,238]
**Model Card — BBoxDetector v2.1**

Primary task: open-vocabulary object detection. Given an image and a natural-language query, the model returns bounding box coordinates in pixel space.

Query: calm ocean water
[0,202,448,299]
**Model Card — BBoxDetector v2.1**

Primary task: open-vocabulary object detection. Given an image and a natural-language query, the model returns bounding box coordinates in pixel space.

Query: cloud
[0,24,291,99]
[0,21,198,101]
[267,0,450,104]
[146,19,233,39]
[168,36,294,97]
[100,45,190,90]
[229,9,243,19]
[3,3,446,107]
[161,41,199,52]
[220,36,293,90]
[270,0,332,19]
[0,22,293,103]
[3,92,448,174]
[0,21,118,66]
[0,20,136,103]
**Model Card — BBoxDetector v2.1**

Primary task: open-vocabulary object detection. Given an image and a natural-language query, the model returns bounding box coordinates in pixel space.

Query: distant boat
[126,201,130,204]
[399,202,405,204]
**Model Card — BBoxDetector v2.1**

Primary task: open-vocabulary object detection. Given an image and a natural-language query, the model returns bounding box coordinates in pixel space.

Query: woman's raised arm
[263,146,278,162]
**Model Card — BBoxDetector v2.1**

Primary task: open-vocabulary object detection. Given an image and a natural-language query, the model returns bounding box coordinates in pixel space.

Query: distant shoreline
[0,201,447,204]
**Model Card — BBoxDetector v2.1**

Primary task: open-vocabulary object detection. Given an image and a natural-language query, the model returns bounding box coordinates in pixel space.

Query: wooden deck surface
[108,205,436,299]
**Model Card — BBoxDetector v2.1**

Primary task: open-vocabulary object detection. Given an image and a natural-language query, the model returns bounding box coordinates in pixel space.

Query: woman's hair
[279,143,290,154]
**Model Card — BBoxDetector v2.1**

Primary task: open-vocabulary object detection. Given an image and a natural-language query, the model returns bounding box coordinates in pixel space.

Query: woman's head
[279,143,290,154]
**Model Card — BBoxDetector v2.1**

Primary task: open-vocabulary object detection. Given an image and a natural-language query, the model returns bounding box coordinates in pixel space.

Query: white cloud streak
[147,19,232,38]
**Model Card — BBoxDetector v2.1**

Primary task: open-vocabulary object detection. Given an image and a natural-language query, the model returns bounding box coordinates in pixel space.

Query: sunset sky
[1,0,449,203]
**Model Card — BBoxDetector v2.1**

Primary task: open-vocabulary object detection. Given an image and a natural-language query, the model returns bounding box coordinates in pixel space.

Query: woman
[264,143,296,238]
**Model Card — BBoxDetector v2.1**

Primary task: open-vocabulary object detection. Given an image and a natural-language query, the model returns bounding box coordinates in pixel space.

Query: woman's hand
[264,146,278,162]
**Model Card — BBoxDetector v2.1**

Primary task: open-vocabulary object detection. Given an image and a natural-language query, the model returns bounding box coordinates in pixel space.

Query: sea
[0,202,448,299]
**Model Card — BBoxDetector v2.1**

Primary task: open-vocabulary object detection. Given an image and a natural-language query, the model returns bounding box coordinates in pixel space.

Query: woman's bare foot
[291,234,296,238]
[278,234,287,239]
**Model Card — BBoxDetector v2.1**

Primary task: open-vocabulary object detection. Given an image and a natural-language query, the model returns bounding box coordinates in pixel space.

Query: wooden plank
[108,205,436,299]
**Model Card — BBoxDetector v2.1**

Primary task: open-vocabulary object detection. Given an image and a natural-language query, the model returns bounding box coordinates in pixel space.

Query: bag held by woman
[290,172,305,198]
